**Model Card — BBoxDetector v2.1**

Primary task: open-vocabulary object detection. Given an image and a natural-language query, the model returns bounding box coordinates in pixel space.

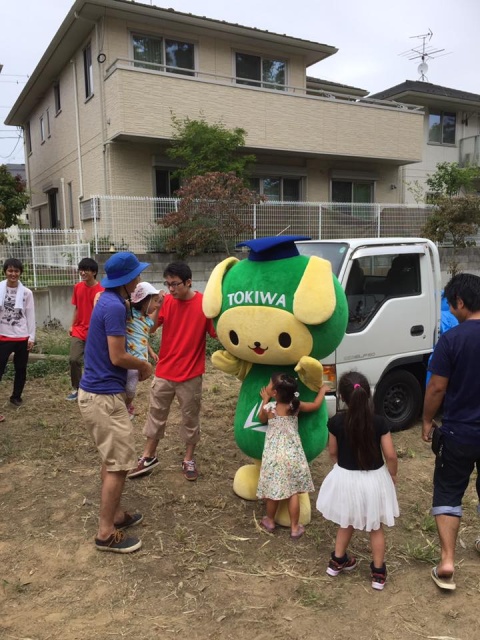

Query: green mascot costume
[203,236,348,525]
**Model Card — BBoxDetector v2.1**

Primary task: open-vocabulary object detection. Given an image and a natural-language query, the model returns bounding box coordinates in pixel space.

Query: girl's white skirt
[316,464,399,532]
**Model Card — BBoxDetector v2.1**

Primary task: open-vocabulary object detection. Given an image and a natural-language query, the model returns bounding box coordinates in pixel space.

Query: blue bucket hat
[101,252,149,288]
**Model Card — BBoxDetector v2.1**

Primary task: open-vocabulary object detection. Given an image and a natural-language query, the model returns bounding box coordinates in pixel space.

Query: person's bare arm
[381,432,398,484]
[422,374,448,442]
[70,307,78,334]
[258,386,271,424]
[328,433,338,463]
[299,384,330,413]
[107,335,153,381]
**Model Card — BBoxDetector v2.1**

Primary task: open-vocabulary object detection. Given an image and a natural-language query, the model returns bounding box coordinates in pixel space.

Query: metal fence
[0,228,90,288]
[83,196,437,254]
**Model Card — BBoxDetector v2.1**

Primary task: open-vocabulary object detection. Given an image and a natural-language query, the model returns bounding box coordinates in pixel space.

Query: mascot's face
[217,307,313,365]
[202,253,348,363]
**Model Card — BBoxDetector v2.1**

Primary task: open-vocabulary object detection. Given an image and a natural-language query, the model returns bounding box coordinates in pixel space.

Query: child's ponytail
[338,372,379,470]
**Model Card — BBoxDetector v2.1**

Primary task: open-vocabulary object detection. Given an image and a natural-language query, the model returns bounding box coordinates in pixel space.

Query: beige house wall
[25,27,105,227]
[104,16,307,89]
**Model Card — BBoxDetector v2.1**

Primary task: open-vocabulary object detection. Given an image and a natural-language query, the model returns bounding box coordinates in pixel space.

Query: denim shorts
[431,435,480,517]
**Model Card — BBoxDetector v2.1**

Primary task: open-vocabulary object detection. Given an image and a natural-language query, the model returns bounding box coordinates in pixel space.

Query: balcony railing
[104,58,423,113]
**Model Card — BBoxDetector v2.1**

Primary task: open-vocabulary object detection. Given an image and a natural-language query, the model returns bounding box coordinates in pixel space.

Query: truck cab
[296,238,442,431]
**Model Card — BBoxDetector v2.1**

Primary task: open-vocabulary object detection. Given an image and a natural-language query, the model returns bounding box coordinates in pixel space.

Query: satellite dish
[418,61,429,80]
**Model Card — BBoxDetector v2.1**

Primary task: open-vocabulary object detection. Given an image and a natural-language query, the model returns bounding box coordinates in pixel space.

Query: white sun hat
[130,281,160,303]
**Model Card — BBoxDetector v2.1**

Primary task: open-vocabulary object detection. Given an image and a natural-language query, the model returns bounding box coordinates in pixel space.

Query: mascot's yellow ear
[203,257,239,318]
[293,256,336,325]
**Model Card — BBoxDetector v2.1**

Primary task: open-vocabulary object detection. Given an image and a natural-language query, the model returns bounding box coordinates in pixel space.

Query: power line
[0,134,22,160]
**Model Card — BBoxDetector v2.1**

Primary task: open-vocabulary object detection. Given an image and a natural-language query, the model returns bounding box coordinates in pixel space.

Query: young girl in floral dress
[257,372,329,539]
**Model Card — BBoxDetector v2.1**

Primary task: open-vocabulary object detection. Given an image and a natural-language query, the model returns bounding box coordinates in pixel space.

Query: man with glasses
[129,261,216,481]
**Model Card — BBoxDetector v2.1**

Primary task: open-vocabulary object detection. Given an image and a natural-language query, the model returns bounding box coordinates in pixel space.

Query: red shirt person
[66,258,103,401]
[129,261,216,481]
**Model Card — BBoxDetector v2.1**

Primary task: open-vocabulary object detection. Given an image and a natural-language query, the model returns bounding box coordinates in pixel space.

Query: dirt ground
[1,364,479,640]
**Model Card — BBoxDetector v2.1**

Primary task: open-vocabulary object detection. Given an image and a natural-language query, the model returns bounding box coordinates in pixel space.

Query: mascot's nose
[254,341,261,348]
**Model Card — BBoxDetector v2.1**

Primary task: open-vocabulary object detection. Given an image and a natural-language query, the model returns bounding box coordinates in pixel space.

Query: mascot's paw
[233,462,261,500]
[211,351,251,381]
[294,356,324,392]
[275,493,311,526]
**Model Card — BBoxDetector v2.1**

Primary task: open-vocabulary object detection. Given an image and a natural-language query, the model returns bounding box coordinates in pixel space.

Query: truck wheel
[374,370,423,432]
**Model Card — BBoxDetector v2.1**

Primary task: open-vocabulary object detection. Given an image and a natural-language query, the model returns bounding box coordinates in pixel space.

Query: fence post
[92,197,98,254]
[318,205,322,239]
[30,230,38,289]
[376,204,381,237]
[253,204,257,239]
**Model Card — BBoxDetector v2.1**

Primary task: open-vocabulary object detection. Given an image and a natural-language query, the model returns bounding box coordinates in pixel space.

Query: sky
[1,0,479,164]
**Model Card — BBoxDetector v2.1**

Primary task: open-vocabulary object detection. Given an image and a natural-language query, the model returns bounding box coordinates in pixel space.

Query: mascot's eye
[229,330,239,346]
[278,332,292,348]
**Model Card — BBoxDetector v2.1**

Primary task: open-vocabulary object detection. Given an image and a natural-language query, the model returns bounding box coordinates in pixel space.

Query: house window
[54,82,61,113]
[251,177,301,201]
[46,109,50,137]
[155,169,180,197]
[132,34,195,75]
[331,180,374,203]
[39,115,45,143]
[25,121,32,154]
[235,53,286,90]
[83,43,93,98]
[47,189,59,228]
[428,110,456,145]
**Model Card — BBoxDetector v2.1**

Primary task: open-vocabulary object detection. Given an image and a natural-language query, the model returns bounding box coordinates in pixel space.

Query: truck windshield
[295,242,349,276]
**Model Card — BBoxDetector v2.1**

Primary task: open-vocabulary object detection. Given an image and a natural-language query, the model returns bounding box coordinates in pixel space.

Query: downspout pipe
[71,58,84,226]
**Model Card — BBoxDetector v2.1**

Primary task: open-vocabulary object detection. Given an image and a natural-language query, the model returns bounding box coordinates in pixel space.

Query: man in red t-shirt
[66,258,104,401]
[129,261,216,481]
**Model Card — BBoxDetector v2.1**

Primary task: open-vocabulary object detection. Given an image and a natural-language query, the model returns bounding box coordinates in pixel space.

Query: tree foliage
[421,195,480,248]
[167,116,256,181]
[0,165,29,228]
[426,162,480,199]
[162,172,261,256]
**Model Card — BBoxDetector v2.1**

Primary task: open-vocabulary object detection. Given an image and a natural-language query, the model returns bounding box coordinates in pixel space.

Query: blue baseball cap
[101,252,149,288]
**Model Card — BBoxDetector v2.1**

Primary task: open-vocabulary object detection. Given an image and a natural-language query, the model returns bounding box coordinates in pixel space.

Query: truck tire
[374,370,423,432]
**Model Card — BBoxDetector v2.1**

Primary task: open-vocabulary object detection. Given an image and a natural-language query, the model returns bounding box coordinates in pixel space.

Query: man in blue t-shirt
[78,252,152,554]
[423,273,480,591]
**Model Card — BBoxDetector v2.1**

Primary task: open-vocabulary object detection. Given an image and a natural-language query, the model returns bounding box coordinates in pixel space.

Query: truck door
[337,245,435,430]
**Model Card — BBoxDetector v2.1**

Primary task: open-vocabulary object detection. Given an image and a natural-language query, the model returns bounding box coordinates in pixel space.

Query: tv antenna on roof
[399,29,451,82]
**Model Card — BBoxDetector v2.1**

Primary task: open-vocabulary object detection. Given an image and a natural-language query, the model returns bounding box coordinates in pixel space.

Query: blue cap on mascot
[237,235,310,262]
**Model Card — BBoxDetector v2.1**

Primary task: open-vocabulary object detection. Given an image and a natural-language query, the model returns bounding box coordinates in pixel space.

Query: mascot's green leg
[275,493,311,527]
[232,461,261,501]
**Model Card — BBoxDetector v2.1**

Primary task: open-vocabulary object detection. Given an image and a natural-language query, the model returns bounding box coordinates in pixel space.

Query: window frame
[83,43,94,99]
[39,114,45,143]
[53,81,61,114]
[331,179,375,203]
[234,51,287,90]
[250,176,302,201]
[428,109,456,145]
[131,32,196,76]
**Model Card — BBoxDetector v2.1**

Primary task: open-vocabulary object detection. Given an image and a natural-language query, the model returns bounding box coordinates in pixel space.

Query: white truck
[296,237,442,431]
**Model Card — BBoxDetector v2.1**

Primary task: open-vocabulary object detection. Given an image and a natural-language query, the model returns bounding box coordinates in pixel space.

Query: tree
[167,116,256,181]
[162,172,261,256]
[426,162,480,199]
[0,165,29,228]
[421,195,480,274]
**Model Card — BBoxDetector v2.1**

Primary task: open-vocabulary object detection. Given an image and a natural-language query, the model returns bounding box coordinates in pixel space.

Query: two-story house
[5,0,423,235]
[370,81,480,203]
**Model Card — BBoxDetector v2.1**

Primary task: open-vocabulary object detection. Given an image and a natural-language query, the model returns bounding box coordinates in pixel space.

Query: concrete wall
[32,248,480,330]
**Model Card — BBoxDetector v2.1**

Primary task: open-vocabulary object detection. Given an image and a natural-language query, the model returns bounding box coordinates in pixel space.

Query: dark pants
[69,337,85,389]
[432,435,480,517]
[0,339,29,401]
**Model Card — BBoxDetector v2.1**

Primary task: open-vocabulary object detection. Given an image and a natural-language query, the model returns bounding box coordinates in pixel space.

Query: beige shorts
[78,389,137,472]
[143,376,202,445]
